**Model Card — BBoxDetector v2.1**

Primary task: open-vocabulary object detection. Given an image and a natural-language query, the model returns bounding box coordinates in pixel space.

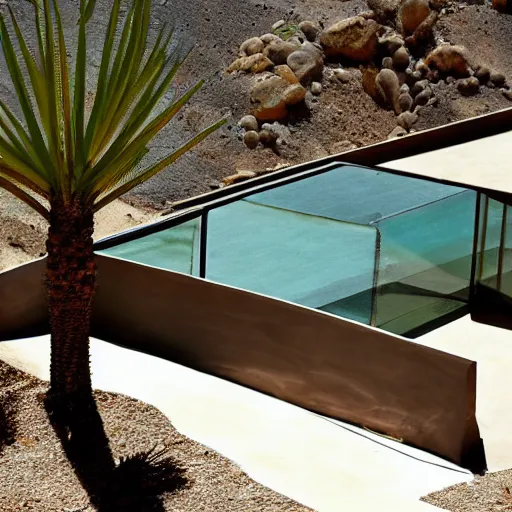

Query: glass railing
[101,216,201,275]
[98,163,479,337]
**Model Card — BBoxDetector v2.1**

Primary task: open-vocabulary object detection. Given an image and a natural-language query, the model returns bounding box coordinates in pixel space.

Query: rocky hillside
[1,0,512,211]
[214,0,512,189]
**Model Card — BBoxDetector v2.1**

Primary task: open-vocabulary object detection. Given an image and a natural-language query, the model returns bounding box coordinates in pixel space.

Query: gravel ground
[423,471,512,511]
[0,360,311,511]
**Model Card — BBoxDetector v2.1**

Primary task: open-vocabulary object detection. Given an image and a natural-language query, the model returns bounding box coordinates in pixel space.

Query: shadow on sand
[0,391,17,456]
[46,395,188,511]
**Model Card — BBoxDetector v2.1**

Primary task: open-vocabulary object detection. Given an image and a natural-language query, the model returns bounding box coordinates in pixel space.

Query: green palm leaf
[0,0,223,221]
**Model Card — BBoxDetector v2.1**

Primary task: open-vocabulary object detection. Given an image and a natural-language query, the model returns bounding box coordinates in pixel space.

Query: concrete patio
[0,334,474,512]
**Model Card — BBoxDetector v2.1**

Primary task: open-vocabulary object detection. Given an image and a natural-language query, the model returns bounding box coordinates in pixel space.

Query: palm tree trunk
[45,199,96,414]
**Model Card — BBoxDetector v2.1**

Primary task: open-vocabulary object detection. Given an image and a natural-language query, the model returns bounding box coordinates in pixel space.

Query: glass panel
[500,205,512,298]
[477,197,505,287]
[374,190,477,335]
[248,165,464,224]
[206,199,378,325]
[99,217,201,275]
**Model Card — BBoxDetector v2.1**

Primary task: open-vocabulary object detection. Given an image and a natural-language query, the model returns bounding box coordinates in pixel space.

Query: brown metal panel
[92,255,484,471]
[0,258,48,341]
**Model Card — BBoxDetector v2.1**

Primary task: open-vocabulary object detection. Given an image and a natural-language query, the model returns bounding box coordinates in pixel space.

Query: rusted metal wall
[91,254,484,471]
[0,258,47,342]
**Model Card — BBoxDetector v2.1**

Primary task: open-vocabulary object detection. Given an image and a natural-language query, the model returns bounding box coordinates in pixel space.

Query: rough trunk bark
[45,199,96,413]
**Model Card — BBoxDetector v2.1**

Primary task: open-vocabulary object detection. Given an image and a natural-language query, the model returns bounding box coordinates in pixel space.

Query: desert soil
[0,0,511,269]
[423,470,512,511]
[0,360,311,511]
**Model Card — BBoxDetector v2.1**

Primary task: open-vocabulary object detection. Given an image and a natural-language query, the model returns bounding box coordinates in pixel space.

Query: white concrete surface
[0,335,473,512]
[383,130,512,194]
[417,315,512,472]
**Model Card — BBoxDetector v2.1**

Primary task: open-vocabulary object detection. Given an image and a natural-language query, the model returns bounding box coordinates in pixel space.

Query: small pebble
[392,47,410,71]
[490,72,506,87]
[243,130,260,149]
[311,81,323,95]
[414,87,432,106]
[298,21,319,42]
[239,115,259,132]
[333,68,351,83]
[382,57,394,69]
[272,19,286,30]
[475,66,491,84]
[259,129,277,145]
[502,89,512,101]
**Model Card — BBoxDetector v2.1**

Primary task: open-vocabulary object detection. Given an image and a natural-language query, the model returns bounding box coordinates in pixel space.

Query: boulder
[379,32,405,56]
[398,0,431,35]
[299,21,320,42]
[362,66,380,101]
[239,115,259,131]
[490,71,507,87]
[415,59,429,76]
[414,87,432,106]
[227,53,274,73]
[410,79,428,97]
[492,0,512,12]
[503,89,512,101]
[398,91,413,112]
[260,33,281,45]
[243,130,260,149]
[425,45,471,77]
[259,129,278,145]
[240,37,265,57]
[397,110,418,131]
[320,16,379,62]
[274,64,299,84]
[287,44,324,84]
[406,11,438,46]
[426,69,440,83]
[250,75,307,121]
[475,66,491,84]
[264,40,299,65]
[367,0,402,21]
[376,68,400,113]
[261,122,293,145]
[457,77,480,96]
[430,0,450,9]
[392,47,410,71]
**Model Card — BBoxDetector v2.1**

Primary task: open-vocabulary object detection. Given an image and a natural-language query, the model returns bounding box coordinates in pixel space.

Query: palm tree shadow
[45,395,188,511]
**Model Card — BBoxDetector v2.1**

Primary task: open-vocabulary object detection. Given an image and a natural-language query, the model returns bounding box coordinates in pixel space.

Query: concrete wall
[91,254,484,471]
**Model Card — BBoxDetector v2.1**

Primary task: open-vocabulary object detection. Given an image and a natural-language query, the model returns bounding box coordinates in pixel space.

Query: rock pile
[226,6,511,160]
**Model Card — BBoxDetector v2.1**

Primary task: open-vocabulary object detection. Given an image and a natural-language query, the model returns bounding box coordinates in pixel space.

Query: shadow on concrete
[46,395,188,511]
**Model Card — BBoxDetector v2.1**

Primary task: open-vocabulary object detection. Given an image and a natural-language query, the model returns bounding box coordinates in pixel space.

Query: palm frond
[0,175,49,220]
[0,0,223,219]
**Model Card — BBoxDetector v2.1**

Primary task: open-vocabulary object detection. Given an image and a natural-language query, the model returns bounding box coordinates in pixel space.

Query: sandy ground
[423,470,512,511]
[0,361,311,511]
[0,189,156,272]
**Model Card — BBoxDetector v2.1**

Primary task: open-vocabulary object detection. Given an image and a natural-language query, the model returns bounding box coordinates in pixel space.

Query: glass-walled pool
[99,163,481,337]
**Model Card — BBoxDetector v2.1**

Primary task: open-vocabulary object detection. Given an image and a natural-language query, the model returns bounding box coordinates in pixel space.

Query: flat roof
[383,130,512,196]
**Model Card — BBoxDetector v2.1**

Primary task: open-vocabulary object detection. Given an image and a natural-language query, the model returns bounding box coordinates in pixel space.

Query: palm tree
[0,0,224,418]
